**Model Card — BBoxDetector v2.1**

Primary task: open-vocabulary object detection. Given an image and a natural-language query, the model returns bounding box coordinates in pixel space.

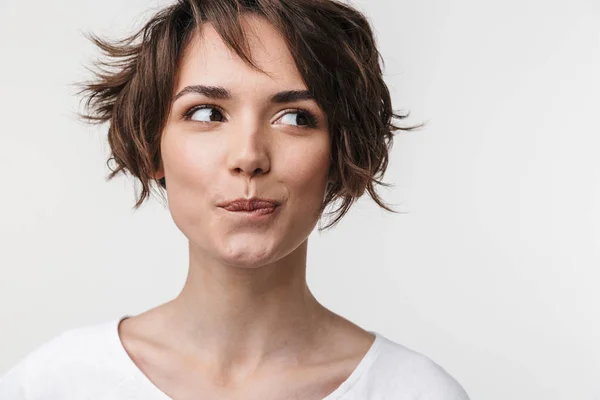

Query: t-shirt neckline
[111,315,384,400]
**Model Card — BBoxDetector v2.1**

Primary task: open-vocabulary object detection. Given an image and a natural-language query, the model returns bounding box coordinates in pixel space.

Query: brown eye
[184,105,225,122]
[278,110,318,128]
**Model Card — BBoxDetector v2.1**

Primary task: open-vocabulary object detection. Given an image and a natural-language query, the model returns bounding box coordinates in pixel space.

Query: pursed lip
[217,198,280,212]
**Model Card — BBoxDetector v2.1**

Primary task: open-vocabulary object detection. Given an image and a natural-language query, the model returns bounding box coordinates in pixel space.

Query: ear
[154,162,165,180]
[327,167,335,184]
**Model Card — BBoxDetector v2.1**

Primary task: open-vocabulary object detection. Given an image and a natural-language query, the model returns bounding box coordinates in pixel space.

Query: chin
[218,236,280,268]
[220,253,278,269]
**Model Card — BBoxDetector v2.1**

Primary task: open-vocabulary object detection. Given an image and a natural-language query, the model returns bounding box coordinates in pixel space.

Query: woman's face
[157,15,331,268]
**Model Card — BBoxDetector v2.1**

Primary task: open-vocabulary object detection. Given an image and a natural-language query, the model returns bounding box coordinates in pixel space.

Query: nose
[226,120,271,179]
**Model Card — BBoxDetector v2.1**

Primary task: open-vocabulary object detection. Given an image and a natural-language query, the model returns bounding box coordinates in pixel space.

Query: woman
[0,0,470,399]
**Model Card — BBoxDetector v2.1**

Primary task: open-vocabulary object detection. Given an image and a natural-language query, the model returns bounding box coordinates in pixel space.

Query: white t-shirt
[0,316,470,399]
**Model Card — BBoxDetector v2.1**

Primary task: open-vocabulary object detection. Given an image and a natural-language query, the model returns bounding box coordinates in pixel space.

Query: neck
[161,238,335,377]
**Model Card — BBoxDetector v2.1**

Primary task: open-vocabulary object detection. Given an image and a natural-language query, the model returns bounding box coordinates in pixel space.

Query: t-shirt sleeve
[0,355,33,399]
[414,358,471,400]
[0,331,71,400]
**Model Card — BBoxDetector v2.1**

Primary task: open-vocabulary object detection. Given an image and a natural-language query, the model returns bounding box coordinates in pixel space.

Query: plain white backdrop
[1,0,599,399]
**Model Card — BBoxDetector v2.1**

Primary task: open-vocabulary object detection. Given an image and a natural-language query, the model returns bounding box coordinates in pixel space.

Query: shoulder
[367,333,471,400]
[0,318,129,399]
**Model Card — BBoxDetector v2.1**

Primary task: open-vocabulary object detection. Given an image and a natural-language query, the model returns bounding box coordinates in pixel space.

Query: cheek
[163,134,218,189]
[280,138,331,196]
[276,138,331,235]
[161,135,223,243]
[160,134,220,231]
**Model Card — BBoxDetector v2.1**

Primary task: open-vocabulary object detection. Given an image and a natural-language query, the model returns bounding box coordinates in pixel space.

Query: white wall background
[1,0,599,399]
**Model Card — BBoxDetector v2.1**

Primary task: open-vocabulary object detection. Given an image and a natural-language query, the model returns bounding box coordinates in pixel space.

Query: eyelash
[180,104,319,129]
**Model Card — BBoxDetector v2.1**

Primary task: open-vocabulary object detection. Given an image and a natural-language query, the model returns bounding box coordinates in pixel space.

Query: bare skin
[119,299,375,399]
[118,14,376,399]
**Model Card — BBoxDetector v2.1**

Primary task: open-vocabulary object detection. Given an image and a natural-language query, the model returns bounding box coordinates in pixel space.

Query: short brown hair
[75,0,424,231]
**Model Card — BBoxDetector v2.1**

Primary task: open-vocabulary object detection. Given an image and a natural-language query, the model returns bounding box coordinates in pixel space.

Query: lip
[217,198,280,212]
[217,198,281,223]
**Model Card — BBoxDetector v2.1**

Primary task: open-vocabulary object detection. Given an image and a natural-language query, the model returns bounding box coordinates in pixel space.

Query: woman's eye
[185,106,225,123]
[183,106,317,128]
[279,110,317,128]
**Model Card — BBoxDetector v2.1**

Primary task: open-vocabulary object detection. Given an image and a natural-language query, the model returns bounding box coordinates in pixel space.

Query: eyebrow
[173,84,315,104]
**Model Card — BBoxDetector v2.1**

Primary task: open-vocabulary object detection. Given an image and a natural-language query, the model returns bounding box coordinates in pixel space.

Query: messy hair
[75,0,424,231]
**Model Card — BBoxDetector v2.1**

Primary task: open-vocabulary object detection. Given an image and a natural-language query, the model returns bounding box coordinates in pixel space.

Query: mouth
[217,198,280,212]
[220,206,281,223]
[217,198,281,222]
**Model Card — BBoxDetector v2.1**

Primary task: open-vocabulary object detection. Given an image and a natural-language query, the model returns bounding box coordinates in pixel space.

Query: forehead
[175,15,306,94]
